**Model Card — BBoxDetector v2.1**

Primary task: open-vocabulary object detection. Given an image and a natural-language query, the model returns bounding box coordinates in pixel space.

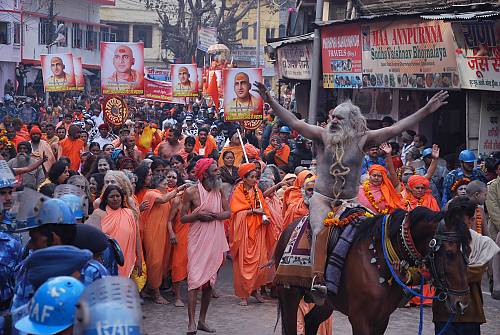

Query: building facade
[100,0,165,68]
[0,0,21,97]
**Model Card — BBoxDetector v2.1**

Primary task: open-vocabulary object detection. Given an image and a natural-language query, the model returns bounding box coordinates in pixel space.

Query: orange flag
[207,71,219,109]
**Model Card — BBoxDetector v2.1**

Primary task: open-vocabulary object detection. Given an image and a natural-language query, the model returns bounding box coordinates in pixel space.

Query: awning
[267,33,314,49]
[421,10,500,20]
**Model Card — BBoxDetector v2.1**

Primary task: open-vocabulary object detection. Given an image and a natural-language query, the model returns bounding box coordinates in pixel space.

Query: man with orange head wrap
[358,164,402,214]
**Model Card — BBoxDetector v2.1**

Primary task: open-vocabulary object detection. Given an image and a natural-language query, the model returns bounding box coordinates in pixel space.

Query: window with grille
[0,22,10,44]
[111,24,129,42]
[13,22,20,45]
[241,22,249,40]
[38,18,50,45]
[72,23,82,48]
[133,25,152,48]
[86,26,98,50]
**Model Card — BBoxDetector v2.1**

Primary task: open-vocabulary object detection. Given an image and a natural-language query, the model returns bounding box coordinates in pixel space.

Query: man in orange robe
[193,127,218,158]
[58,124,85,171]
[229,163,272,306]
[180,158,230,334]
[263,135,290,168]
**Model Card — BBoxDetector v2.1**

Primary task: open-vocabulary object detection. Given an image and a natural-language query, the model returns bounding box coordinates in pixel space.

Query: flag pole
[236,128,249,163]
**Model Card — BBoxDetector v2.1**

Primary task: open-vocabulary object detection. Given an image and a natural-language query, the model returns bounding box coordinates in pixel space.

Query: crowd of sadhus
[0,95,499,335]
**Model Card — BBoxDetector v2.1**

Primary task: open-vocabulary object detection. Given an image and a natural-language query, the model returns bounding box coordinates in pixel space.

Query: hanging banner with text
[277,42,312,80]
[479,93,500,154]
[360,19,460,89]
[322,24,362,88]
[143,78,172,101]
[453,20,500,91]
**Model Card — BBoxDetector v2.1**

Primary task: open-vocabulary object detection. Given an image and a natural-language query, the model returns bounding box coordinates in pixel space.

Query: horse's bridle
[399,216,470,301]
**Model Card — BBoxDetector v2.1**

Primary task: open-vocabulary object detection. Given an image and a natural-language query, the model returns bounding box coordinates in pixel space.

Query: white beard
[326,121,356,146]
[302,189,311,207]
[205,176,222,191]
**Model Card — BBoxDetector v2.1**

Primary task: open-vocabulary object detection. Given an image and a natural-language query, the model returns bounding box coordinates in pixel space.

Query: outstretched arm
[424,144,440,180]
[364,91,449,149]
[253,82,323,141]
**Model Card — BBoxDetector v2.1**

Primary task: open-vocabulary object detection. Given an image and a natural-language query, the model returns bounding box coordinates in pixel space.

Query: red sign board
[143,78,172,101]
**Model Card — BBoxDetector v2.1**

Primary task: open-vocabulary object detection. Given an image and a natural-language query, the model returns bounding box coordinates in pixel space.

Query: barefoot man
[253,82,449,294]
[180,158,230,334]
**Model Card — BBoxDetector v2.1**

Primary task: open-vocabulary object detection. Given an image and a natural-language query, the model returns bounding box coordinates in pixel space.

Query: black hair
[170,154,185,165]
[89,173,105,197]
[169,128,181,138]
[388,141,400,154]
[198,127,209,135]
[416,134,427,146]
[150,174,166,189]
[33,223,77,246]
[89,142,100,151]
[88,155,115,175]
[151,158,167,172]
[39,183,56,197]
[184,136,196,146]
[222,150,235,159]
[99,185,125,210]
[48,161,68,184]
[102,144,114,152]
[134,164,151,195]
[445,196,474,255]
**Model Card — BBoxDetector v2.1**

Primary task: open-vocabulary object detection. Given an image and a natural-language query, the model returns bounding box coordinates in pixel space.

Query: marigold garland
[474,207,482,234]
[450,177,471,193]
[362,180,389,214]
[324,210,373,227]
[404,195,424,209]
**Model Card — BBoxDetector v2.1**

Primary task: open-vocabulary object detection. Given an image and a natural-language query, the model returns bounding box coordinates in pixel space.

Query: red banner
[143,78,172,101]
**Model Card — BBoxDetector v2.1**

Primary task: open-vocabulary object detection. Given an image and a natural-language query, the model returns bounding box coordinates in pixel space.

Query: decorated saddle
[275,205,373,294]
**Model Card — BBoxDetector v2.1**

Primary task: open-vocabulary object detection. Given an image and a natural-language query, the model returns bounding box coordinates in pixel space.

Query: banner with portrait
[321,24,362,88]
[100,42,145,95]
[143,78,172,102]
[360,19,460,89]
[170,64,198,97]
[73,56,84,91]
[223,68,263,122]
[453,21,500,91]
[40,53,76,92]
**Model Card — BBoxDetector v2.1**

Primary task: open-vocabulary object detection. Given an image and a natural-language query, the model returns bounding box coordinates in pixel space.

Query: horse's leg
[303,302,334,335]
[277,285,303,335]
[348,315,372,335]
[372,317,390,335]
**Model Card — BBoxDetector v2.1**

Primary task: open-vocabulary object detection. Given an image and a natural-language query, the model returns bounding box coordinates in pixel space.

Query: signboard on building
[321,24,362,88]
[479,93,500,154]
[197,26,218,52]
[100,42,145,95]
[453,21,500,91]
[277,43,312,80]
[360,19,460,89]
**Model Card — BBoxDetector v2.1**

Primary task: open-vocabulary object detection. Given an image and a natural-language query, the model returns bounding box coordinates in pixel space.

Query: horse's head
[423,196,473,315]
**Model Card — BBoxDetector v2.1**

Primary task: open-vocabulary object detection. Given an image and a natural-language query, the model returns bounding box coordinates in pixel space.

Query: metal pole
[256,0,261,68]
[308,0,324,125]
[45,45,51,106]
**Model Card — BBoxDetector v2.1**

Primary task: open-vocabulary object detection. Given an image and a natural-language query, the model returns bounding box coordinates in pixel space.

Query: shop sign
[479,93,500,154]
[277,43,312,80]
[321,24,362,88]
[360,19,460,89]
[453,21,500,91]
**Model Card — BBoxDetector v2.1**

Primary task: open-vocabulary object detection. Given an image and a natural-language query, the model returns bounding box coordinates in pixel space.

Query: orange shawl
[368,165,401,212]
[194,135,217,157]
[403,175,440,211]
[282,170,312,215]
[263,144,290,167]
[101,206,137,277]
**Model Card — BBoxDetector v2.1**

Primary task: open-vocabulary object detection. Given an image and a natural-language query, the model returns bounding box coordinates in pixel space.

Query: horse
[274,206,472,335]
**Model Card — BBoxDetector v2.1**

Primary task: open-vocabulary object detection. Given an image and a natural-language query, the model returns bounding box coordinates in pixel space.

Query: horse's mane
[354,208,445,242]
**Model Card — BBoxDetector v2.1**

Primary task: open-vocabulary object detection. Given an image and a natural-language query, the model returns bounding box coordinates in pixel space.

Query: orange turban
[194,158,214,181]
[408,175,430,190]
[294,170,313,188]
[30,126,42,135]
[244,143,261,160]
[368,164,401,211]
[238,163,256,179]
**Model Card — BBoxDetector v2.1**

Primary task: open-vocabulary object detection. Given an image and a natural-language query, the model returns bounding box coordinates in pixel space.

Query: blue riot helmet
[279,126,291,134]
[58,194,84,220]
[7,188,50,231]
[36,198,77,226]
[73,277,142,335]
[15,276,85,335]
[458,149,476,163]
[54,184,89,218]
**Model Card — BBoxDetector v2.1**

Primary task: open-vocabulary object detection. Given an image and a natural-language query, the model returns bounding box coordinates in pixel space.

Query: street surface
[143,261,500,335]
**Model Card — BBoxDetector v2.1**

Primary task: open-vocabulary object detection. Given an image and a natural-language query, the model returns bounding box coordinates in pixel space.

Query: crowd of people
[0,87,498,335]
